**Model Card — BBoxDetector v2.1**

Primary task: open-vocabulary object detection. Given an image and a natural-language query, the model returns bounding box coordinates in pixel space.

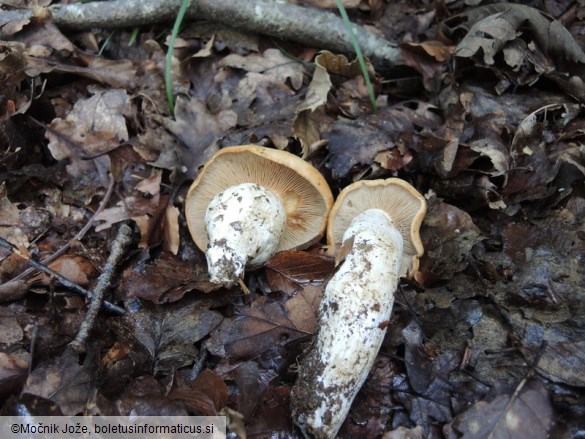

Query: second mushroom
[185,145,333,287]
[291,178,427,438]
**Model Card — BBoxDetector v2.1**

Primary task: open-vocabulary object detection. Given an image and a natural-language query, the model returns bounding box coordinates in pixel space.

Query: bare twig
[69,223,133,352]
[2,0,404,70]
[486,341,548,439]
[0,237,124,314]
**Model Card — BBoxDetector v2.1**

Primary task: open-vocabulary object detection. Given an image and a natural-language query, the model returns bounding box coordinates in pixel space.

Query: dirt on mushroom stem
[291,208,403,438]
[205,182,287,287]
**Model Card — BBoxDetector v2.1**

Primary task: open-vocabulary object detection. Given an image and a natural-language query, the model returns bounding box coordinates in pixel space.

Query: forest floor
[0,0,584,438]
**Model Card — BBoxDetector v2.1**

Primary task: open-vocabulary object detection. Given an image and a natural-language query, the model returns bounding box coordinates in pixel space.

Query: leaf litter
[0,1,585,437]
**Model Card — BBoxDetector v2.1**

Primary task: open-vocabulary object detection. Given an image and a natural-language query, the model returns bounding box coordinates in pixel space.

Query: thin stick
[69,223,133,352]
[0,237,124,315]
[486,340,548,439]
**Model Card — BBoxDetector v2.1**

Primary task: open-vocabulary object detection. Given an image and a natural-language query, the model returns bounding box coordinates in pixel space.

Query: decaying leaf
[122,252,218,303]
[219,48,305,91]
[205,293,317,360]
[293,50,370,158]
[22,349,94,415]
[0,352,28,399]
[264,250,334,295]
[112,296,224,375]
[522,341,585,387]
[400,40,455,91]
[0,307,24,347]
[169,369,228,416]
[156,97,237,179]
[451,379,553,439]
[46,88,130,162]
[416,197,482,286]
[115,375,188,416]
[325,102,442,179]
[452,3,585,65]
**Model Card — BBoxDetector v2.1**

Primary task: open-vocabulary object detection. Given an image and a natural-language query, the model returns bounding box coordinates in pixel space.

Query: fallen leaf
[522,340,585,387]
[122,251,218,303]
[46,88,130,162]
[112,297,223,375]
[0,352,28,399]
[451,379,553,439]
[205,294,315,360]
[0,307,24,347]
[452,4,585,65]
[157,97,237,179]
[293,50,372,158]
[416,197,482,286]
[264,250,334,295]
[22,349,94,415]
[219,48,305,91]
[170,369,228,416]
[325,102,442,179]
[400,41,454,91]
[115,375,188,416]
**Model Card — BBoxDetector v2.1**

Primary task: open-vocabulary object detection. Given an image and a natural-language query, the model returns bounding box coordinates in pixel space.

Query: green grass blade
[335,0,377,112]
[166,0,191,114]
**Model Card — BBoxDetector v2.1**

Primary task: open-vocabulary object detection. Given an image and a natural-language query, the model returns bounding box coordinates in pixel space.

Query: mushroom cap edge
[185,145,334,254]
[326,178,426,278]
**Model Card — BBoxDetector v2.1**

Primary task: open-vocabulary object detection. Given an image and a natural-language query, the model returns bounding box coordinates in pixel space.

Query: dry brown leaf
[264,250,334,295]
[293,50,369,158]
[0,307,23,347]
[0,10,31,37]
[382,426,424,439]
[219,48,305,91]
[325,102,442,179]
[115,375,188,416]
[170,369,228,415]
[453,3,585,65]
[451,379,553,439]
[205,294,316,360]
[0,41,26,86]
[400,41,454,91]
[157,97,237,179]
[23,349,94,415]
[134,169,162,196]
[0,280,29,302]
[417,197,482,286]
[46,88,130,163]
[163,204,180,255]
[112,297,223,375]
[522,341,585,387]
[28,255,95,288]
[0,184,30,259]
[0,352,28,399]
[122,252,218,303]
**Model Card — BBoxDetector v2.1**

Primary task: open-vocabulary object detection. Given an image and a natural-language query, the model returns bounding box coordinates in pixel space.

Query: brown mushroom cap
[327,178,426,278]
[186,145,334,253]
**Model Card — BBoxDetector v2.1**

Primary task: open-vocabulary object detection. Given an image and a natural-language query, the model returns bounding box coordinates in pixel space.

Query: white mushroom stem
[205,182,286,286]
[291,208,404,439]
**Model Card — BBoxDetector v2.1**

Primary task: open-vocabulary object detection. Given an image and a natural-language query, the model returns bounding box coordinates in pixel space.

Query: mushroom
[291,178,426,439]
[185,145,333,287]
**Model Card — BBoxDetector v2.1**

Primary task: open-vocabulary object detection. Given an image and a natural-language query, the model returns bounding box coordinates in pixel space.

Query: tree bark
[4,0,404,69]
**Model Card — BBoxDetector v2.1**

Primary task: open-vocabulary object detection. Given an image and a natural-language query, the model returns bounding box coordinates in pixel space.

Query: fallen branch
[6,0,404,70]
[69,222,133,352]
[0,236,125,315]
